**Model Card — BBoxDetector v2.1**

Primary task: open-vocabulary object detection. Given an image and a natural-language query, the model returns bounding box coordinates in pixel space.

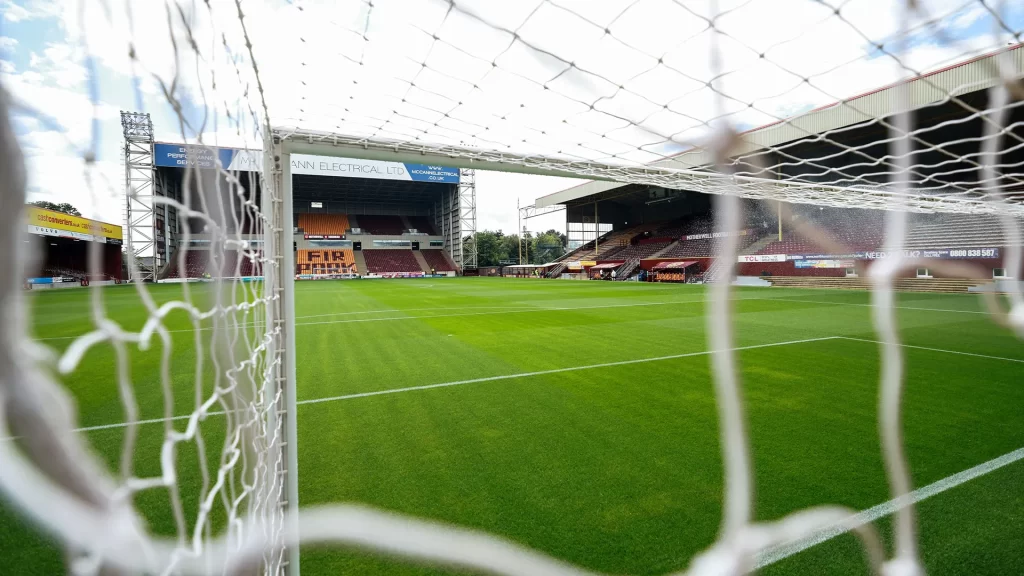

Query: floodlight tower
[459,168,478,271]
[121,111,156,282]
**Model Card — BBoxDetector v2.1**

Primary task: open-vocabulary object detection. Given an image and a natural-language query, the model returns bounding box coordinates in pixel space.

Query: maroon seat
[406,217,437,235]
[363,249,422,273]
[357,215,406,235]
[163,250,210,278]
[421,250,455,272]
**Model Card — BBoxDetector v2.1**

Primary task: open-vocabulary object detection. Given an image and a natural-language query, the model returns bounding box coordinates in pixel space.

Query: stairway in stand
[764,276,991,293]
[547,262,568,278]
[353,250,367,275]
[703,259,728,282]
[614,258,640,280]
[650,242,678,258]
[741,234,778,255]
[412,250,432,273]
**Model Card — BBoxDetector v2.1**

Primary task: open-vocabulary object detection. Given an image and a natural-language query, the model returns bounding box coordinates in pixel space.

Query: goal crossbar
[275,129,1024,216]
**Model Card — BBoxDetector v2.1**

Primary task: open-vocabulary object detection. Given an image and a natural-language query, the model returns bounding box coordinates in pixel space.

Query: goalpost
[1,0,1023,575]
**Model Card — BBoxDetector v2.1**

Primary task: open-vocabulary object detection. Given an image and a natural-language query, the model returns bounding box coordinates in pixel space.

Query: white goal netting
[0,0,1022,575]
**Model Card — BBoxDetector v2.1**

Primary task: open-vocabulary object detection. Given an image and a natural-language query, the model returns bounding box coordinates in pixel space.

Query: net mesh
[0,0,1022,575]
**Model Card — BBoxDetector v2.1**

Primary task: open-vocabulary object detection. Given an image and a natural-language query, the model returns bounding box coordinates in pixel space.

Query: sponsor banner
[863,248,1000,260]
[290,155,460,183]
[153,142,234,168]
[795,259,856,269]
[154,143,249,170]
[304,234,346,240]
[26,206,123,243]
[378,272,425,279]
[684,229,750,241]
[308,240,352,247]
[579,260,597,267]
[296,273,358,281]
[738,254,787,263]
[793,248,1000,260]
[154,143,460,183]
[567,261,581,270]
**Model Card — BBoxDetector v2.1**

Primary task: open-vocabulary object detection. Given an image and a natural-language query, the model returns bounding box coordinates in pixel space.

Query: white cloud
[2,0,59,22]
[2,1,31,22]
[0,36,17,50]
[5,0,1020,232]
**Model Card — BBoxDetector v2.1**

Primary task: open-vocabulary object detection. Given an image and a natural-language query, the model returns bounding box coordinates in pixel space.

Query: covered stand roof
[534,44,1024,214]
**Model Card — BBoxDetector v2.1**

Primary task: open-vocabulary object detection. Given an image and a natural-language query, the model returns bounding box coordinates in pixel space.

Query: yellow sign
[579,260,596,267]
[26,206,123,242]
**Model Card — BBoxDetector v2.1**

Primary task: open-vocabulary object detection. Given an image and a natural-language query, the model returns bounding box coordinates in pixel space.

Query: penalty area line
[3,335,840,439]
[295,336,841,406]
[756,446,1024,567]
[838,336,1024,364]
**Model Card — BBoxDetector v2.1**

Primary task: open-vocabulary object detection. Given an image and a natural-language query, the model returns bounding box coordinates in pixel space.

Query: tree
[499,233,522,265]
[530,229,566,264]
[30,201,81,217]
[474,230,506,266]
[473,229,564,266]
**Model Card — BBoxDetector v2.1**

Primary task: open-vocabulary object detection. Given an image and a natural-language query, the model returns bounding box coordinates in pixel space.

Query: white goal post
[1,0,1023,575]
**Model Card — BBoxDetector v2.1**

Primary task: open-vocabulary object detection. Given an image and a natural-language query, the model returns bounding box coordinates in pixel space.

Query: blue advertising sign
[154,143,239,169]
[153,144,460,183]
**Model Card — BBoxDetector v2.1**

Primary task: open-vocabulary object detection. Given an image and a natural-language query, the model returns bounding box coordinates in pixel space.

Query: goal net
[0,0,1022,575]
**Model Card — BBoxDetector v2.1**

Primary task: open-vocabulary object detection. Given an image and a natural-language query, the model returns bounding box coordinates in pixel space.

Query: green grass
[2,278,1023,574]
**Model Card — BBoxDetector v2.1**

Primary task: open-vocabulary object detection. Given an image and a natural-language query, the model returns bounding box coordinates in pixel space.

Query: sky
[1,0,1021,236]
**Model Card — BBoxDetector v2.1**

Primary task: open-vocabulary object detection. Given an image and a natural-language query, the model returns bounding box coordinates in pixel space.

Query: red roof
[653,260,699,270]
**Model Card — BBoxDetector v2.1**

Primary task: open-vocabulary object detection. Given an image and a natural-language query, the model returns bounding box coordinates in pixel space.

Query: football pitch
[3,278,1023,575]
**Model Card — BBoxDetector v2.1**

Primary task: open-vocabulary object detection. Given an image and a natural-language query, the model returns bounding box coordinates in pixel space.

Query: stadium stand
[615,240,672,260]
[298,213,349,236]
[296,249,357,274]
[614,258,642,280]
[219,250,263,277]
[753,207,886,255]
[362,249,422,273]
[357,215,406,235]
[406,216,437,235]
[660,234,761,258]
[545,223,659,278]
[421,249,456,272]
[38,244,114,280]
[904,214,1016,249]
[162,250,211,279]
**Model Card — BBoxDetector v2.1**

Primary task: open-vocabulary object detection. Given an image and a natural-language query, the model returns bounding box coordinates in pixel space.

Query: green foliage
[529,229,566,264]
[474,229,566,265]
[5,280,1024,575]
[475,230,525,266]
[30,201,82,216]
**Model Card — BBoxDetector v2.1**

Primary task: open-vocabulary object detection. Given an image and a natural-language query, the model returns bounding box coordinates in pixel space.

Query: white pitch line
[295,336,840,405]
[8,332,1024,569]
[775,297,990,315]
[33,294,996,342]
[290,297,726,327]
[756,446,1024,567]
[5,336,839,438]
[31,298,729,341]
[838,336,1024,364]
[295,305,541,319]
